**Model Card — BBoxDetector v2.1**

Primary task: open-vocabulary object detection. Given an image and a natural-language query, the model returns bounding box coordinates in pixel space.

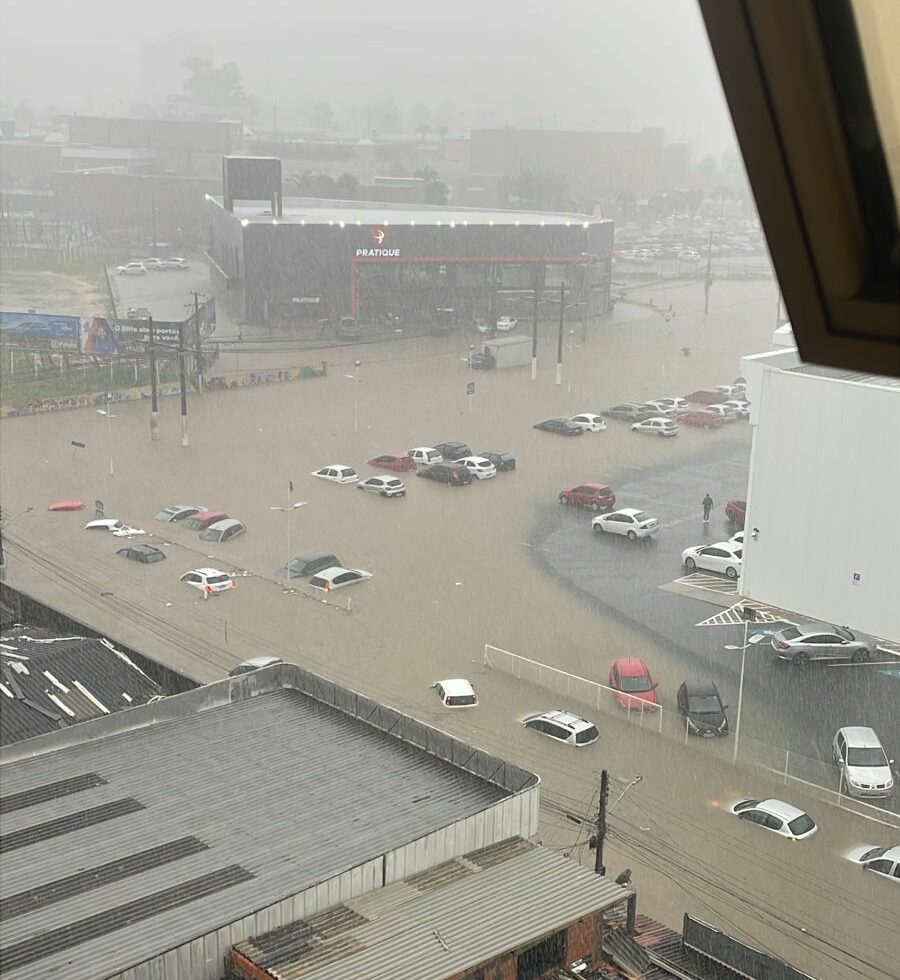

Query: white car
[141,258,164,271]
[646,397,689,414]
[116,262,147,276]
[496,315,518,332]
[433,678,478,708]
[229,655,283,676]
[681,541,743,578]
[568,413,608,432]
[592,508,659,540]
[458,455,497,480]
[522,709,599,746]
[408,447,442,466]
[679,249,700,261]
[358,475,407,497]
[180,567,236,593]
[311,464,358,484]
[722,398,751,418]
[846,845,900,882]
[713,384,745,398]
[309,566,372,591]
[632,417,678,437]
[730,798,817,840]
[158,256,189,270]
[728,530,745,547]
[832,727,894,798]
[84,518,145,537]
[706,403,740,421]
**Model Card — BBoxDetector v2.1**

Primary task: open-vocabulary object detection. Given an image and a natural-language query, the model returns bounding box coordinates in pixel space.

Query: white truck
[481,336,532,369]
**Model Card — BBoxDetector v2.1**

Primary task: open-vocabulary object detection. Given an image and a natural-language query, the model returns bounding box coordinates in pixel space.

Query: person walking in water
[702,493,714,525]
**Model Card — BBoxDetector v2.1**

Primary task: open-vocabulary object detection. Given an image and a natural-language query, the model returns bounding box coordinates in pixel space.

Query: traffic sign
[466,381,475,396]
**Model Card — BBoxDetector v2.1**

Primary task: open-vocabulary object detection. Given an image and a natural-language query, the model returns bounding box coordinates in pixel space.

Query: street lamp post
[566,329,575,396]
[343,360,361,434]
[270,487,307,585]
[724,627,767,765]
[96,394,116,475]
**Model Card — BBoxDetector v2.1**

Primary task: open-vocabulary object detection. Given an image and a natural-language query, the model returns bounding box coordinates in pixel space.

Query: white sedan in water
[592,508,659,539]
[311,464,358,484]
[84,518,146,537]
[568,413,608,432]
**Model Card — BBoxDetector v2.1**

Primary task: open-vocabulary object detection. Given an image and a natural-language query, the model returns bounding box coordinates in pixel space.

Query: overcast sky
[0,0,736,154]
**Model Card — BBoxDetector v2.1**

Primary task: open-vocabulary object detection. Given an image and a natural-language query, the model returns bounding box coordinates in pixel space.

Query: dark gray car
[479,451,516,471]
[676,678,728,736]
[277,550,341,578]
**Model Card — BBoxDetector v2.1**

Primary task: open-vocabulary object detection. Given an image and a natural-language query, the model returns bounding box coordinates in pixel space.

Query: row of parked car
[116,257,189,275]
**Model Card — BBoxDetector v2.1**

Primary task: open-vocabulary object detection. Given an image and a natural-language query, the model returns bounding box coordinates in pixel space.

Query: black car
[602,403,658,422]
[277,550,341,578]
[676,679,728,737]
[417,462,473,485]
[433,441,473,461]
[116,544,166,563]
[534,418,584,435]
[479,450,516,471]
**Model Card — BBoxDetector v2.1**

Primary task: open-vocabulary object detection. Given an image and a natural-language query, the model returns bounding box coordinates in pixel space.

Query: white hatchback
[433,678,478,708]
[84,518,145,537]
[568,413,608,432]
[458,455,497,479]
[592,508,659,539]
[311,464,358,484]
[647,397,689,413]
[632,417,678,437]
[180,567,235,594]
[408,447,442,466]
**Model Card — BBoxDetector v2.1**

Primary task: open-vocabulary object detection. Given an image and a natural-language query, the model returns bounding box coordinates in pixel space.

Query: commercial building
[0,663,539,980]
[740,339,900,642]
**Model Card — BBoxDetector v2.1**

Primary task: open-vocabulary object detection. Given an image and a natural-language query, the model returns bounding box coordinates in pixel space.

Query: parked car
[408,447,443,466]
[417,462,473,485]
[84,518,145,536]
[647,397,689,413]
[309,566,372,591]
[116,262,147,276]
[725,499,746,529]
[683,389,724,405]
[180,568,235,594]
[458,455,497,480]
[676,679,728,736]
[432,441,473,461]
[199,519,246,543]
[479,450,516,471]
[117,544,166,563]
[676,409,723,429]
[592,508,659,539]
[559,483,616,512]
[713,384,745,398]
[846,845,900,881]
[337,316,361,339]
[728,530,745,547]
[705,403,740,421]
[534,417,584,435]
[496,315,518,332]
[182,510,229,531]
[229,656,283,677]
[730,799,817,840]
[141,258,164,271]
[608,657,659,712]
[367,452,416,472]
[358,475,407,497]
[277,550,341,578]
[522,709,599,745]
[632,417,678,437]
[771,623,877,665]
[311,464,358,484]
[681,542,743,578]
[153,504,205,523]
[568,413,608,432]
[832,727,894,798]
[602,403,658,422]
[433,678,478,708]
[721,398,751,418]
[158,256,189,271]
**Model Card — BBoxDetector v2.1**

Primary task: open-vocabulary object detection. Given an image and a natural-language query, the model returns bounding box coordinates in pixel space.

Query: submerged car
[632,417,678,437]
[229,656,283,677]
[358,475,407,497]
[277,550,341,578]
[432,441,473,461]
[845,845,900,881]
[433,678,478,708]
[676,679,728,736]
[309,566,372,591]
[180,568,235,594]
[117,544,166,563]
[602,403,657,422]
[408,447,443,466]
[730,799,818,840]
[417,462,473,485]
[199,519,246,543]
[676,409,723,429]
[522,709,599,745]
[154,504,205,523]
[84,519,145,537]
[311,464,358,484]
[457,455,497,480]
[479,450,516,471]
[367,452,416,472]
[181,510,229,531]
[534,418,584,435]
[568,413,608,432]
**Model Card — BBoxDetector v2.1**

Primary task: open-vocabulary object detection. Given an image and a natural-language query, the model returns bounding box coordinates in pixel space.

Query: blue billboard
[0,311,82,351]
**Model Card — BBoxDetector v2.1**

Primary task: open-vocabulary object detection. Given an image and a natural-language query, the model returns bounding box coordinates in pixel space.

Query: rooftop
[0,667,534,980]
[786,362,900,391]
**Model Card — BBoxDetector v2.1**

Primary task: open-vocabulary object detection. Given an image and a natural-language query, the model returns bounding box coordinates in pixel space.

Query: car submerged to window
[458,456,497,480]
[309,566,372,591]
[277,550,341,578]
[154,504,205,523]
[199,519,246,543]
[534,418,584,435]
[479,450,516,471]
[180,568,236,593]
[367,452,416,472]
[522,709,599,745]
[433,678,478,708]
[358,475,407,497]
[117,544,166,563]
[568,413,607,432]
[845,845,900,882]
[311,464,358,484]
[416,462,473,485]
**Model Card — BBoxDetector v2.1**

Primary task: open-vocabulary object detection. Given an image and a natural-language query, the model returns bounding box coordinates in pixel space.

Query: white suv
[522,709,599,745]
[833,727,894,798]
[458,455,497,479]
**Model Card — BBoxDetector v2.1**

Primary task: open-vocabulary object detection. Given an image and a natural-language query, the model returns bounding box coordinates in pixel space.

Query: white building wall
[741,368,900,642]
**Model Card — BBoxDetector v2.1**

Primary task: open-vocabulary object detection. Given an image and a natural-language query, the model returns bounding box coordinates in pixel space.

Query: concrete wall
[741,368,900,640]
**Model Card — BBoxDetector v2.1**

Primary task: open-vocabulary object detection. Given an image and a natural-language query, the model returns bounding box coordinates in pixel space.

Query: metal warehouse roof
[232,839,630,980]
[210,195,609,228]
[786,363,900,391]
[0,676,526,980]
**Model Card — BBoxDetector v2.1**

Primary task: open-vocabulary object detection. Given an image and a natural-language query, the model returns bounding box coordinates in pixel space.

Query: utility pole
[555,280,566,386]
[148,317,159,441]
[531,287,539,380]
[191,291,204,391]
[594,769,609,875]
[178,320,189,447]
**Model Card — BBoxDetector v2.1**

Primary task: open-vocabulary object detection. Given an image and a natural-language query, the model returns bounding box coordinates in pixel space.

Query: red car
[676,410,723,429]
[726,499,746,529]
[683,389,723,405]
[48,500,85,511]
[609,658,660,712]
[558,483,616,512]
[367,452,416,473]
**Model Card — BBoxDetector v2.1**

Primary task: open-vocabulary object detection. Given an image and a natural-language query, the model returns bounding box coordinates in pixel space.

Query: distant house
[0,626,163,746]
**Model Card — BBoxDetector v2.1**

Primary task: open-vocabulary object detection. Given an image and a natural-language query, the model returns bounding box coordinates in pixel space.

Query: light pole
[96,394,116,475]
[566,329,575,396]
[270,486,307,585]
[611,774,643,810]
[724,629,767,765]
[343,360,361,434]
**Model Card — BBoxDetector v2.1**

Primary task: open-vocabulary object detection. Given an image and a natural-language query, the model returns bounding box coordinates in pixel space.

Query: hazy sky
[0,0,736,153]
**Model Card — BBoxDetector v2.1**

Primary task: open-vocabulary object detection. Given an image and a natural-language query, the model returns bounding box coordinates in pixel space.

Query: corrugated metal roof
[786,363,900,390]
[0,689,511,980]
[233,842,630,980]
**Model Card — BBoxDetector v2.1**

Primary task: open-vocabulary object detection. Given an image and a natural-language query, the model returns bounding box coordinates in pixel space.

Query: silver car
[771,622,876,665]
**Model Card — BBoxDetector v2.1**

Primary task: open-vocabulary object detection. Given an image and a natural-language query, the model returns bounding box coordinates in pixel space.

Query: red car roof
[48,500,84,511]
[613,657,651,676]
[194,509,228,520]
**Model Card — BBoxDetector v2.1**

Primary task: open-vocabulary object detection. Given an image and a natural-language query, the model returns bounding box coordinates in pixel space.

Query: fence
[483,644,664,734]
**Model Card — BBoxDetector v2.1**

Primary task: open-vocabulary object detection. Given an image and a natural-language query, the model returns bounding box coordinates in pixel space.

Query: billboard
[0,311,82,351]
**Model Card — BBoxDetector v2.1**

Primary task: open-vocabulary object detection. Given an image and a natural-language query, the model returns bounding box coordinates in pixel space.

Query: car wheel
[590,502,600,512]
[725,566,738,579]
[684,557,696,571]
[560,495,569,505]
[850,649,869,663]
[793,652,810,667]
[593,523,605,534]
[627,530,637,540]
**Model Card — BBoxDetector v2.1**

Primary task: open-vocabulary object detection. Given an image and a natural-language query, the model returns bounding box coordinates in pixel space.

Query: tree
[180,57,245,104]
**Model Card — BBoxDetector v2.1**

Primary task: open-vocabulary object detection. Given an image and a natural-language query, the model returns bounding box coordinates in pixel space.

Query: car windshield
[847,747,887,767]
[688,695,721,713]
[620,675,652,693]
[787,814,815,836]
[575,725,599,743]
